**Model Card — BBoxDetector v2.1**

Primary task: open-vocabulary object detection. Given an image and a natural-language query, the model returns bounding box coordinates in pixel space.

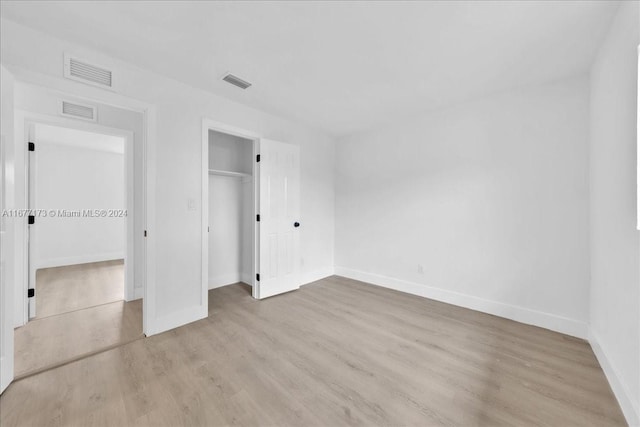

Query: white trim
[12,112,28,327]
[40,139,124,155]
[20,113,135,320]
[300,267,335,286]
[203,120,261,141]
[142,106,156,336]
[1,129,15,393]
[201,120,209,317]
[34,253,125,270]
[7,70,157,337]
[636,43,639,231]
[202,118,260,303]
[253,137,259,298]
[334,266,589,339]
[590,331,640,426]
[124,121,135,302]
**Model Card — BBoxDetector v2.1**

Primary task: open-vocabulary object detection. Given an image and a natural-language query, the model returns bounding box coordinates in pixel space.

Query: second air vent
[61,101,97,122]
[222,73,252,89]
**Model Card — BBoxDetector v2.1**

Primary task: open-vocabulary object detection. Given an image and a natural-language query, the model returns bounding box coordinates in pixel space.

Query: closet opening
[202,120,301,302]
[206,128,257,296]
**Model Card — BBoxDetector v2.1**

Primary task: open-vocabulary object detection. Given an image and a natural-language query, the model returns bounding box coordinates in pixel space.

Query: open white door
[256,139,300,299]
[27,125,36,319]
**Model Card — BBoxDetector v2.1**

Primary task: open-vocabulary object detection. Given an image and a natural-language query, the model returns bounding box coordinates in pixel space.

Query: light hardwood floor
[36,260,125,318]
[14,299,143,378]
[1,276,626,426]
[14,260,142,378]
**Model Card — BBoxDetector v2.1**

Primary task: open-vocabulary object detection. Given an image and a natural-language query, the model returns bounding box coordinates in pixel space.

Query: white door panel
[258,139,300,299]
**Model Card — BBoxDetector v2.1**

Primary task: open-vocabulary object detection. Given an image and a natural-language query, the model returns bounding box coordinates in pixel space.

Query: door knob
[294,222,300,228]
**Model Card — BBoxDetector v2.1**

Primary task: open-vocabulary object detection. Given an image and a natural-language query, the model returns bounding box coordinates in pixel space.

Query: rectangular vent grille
[222,73,252,89]
[61,101,97,121]
[68,57,112,87]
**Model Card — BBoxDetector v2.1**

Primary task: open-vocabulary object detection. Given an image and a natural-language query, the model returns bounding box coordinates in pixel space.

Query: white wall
[336,76,591,338]
[33,136,125,268]
[208,175,245,288]
[1,18,336,334]
[588,2,640,424]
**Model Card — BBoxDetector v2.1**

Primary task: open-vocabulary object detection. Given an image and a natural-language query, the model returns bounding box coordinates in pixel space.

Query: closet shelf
[208,169,251,178]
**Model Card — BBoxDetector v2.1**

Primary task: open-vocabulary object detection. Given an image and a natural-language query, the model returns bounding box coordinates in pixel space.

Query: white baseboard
[35,252,124,269]
[209,268,333,292]
[334,266,588,339]
[590,331,640,426]
[300,267,335,286]
[133,286,144,300]
[209,273,241,290]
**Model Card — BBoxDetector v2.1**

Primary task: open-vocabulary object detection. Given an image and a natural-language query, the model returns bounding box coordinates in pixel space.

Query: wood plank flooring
[36,260,125,318]
[14,299,143,378]
[15,260,141,378]
[1,276,626,426]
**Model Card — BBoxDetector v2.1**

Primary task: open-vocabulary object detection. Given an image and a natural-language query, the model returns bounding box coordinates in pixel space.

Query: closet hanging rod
[208,169,251,178]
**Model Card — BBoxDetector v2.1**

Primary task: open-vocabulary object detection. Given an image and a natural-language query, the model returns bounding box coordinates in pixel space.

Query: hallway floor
[14,261,142,377]
[36,260,125,318]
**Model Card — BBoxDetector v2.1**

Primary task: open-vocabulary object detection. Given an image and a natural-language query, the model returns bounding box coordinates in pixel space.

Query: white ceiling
[37,123,125,154]
[1,1,620,137]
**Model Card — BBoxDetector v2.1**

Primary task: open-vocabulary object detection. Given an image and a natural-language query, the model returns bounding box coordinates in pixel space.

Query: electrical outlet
[187,198,196,211]
[417,264,424,274]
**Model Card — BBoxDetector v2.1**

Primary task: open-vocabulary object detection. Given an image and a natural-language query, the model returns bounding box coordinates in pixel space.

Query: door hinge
[28,215,35,225]
[256,274,260,282]
[208,226,210,232]
[144,230,147,237]
[28,142,35,152]
[256,154,260,162]
[256,214,260,222]
[28,288,35,298]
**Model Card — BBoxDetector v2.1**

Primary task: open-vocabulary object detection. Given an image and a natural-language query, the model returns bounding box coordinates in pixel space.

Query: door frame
[10,84,156,337]
[1,133,14,394]
[201,119,260,299]
[23,116,135,320]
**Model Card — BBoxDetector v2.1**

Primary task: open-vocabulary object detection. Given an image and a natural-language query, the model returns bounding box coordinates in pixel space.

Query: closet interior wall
[208,130,254,289]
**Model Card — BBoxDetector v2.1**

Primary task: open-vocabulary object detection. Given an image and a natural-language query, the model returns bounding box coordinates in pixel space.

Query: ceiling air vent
[222,73,252,89]
[64,54,113,89]
[61,101,97,122]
